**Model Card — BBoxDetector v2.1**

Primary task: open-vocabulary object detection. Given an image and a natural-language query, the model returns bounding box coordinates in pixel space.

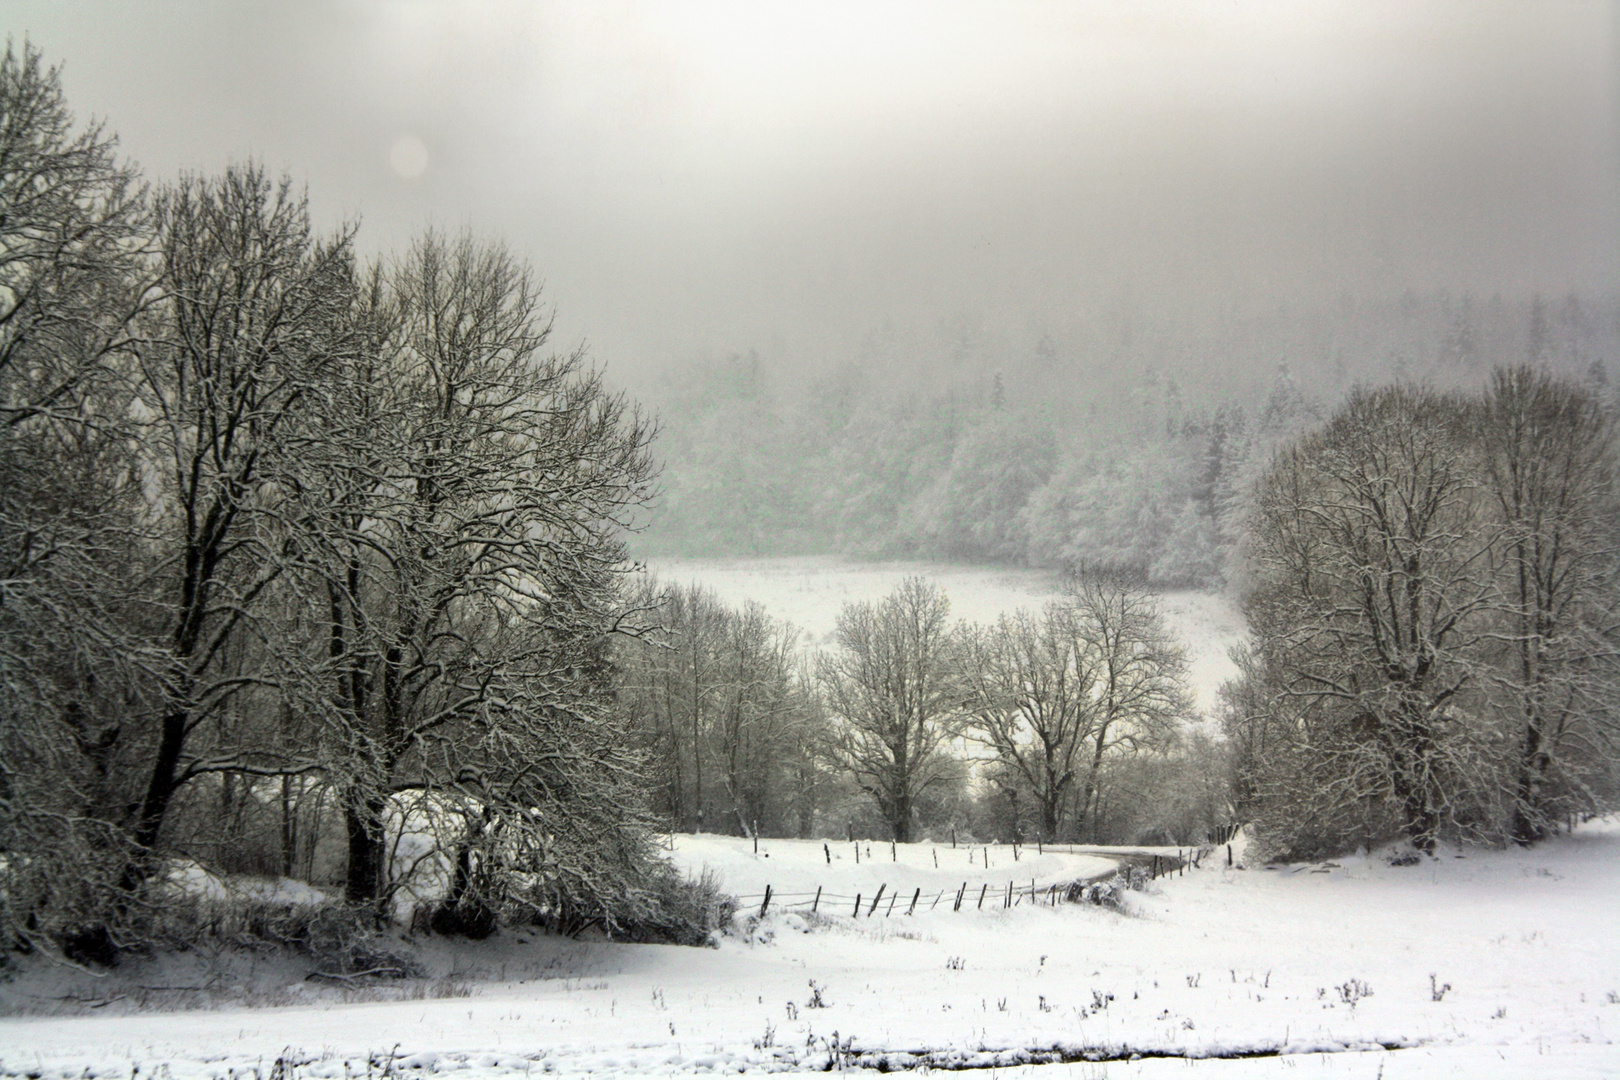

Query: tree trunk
[125,705,189,886]
[892,789,913,843]
[1511,718,1548,845]
[280,773,297,878]
[344,788,388,911]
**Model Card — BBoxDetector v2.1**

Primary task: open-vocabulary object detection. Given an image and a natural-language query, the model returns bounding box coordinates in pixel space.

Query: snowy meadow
[2,822,1616,1078]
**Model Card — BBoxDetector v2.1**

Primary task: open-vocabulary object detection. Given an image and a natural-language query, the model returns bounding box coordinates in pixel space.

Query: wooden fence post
[812,886,821,913]
[954,882,966,911]
[886,891,897,916]
[853,893,861,917]
[824,843,831,864]
[978,883,988,909]
[907,887,921,915]
[759,885,772,918]
[868,884,886,916]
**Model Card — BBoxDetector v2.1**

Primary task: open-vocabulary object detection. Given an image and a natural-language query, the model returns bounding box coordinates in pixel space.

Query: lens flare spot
[389,135,430,179]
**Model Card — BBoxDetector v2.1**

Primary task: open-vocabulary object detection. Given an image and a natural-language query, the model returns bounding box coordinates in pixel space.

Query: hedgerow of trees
[0,41,670,962]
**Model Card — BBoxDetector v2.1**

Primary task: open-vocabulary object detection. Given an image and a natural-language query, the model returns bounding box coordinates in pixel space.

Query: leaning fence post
[759,885,772,918]
[868,884,886,916]
[954,882,966,911]
[824,843,831,865]
[977,883,988,909]
[812,886,821,913]
[907,887,921,915]
[930,888,942,910]
[853,893,861,917]
[886,891,897,916]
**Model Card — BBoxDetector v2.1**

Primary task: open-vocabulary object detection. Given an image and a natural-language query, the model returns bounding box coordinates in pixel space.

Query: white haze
[6,1,1617,393]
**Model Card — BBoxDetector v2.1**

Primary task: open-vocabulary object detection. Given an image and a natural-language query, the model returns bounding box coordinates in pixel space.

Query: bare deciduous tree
[617,580,827,838]
[819,577,963,843]
[1479,365,1620,842]
[285,231,658,921]
[1061,566,1193,842]
[961,606,1096,842]
[1238,385,1502,854]
[126,165,355,878]
[0,38,154,959]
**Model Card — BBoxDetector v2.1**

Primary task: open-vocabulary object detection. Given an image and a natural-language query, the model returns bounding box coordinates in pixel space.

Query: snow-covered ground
[642,557,1243,716]
[668,833,1129,913]
[4,821,1616,1078]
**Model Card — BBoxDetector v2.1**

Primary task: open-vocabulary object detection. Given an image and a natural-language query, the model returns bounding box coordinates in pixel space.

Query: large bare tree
[0,39,154,958]
[820,577,963,843]
[1479,365,1620,842]
[1061,567,1192,841]
[1238,385,1500,853]
[284,231,659,922]
[126,165,355,876]
[961,606,1096,842]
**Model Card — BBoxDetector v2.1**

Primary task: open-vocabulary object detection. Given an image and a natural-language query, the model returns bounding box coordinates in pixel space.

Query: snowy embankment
[4,823,1617,1078]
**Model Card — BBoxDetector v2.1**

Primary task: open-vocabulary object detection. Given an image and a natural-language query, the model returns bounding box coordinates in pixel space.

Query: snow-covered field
[4,822,1616,1078]
[642,557,1244,716]
[668,833,1129,913]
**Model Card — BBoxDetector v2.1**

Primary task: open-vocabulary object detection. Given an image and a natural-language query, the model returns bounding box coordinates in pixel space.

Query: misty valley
[4,15,1620,1080]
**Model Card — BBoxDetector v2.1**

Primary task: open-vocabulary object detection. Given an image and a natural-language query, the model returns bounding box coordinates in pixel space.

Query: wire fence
[732,844,1220,920]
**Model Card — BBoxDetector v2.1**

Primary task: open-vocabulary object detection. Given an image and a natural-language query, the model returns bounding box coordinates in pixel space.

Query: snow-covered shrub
[609,865,736,947]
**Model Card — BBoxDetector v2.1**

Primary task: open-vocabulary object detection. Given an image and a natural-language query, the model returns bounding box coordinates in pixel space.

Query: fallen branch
[306,967,408,983]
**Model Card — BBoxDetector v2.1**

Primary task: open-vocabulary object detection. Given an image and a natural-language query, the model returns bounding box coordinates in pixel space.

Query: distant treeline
[638,291,1620,588]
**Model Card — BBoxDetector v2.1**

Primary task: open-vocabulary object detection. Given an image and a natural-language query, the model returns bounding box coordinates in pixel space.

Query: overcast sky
[8,2,1618,388]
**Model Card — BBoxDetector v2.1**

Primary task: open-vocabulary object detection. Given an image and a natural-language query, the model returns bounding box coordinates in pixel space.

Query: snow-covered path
[3,824,1616,1078]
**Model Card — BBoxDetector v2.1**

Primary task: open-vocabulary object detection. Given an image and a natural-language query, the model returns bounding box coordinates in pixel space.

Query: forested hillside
[638,293,1620,587]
